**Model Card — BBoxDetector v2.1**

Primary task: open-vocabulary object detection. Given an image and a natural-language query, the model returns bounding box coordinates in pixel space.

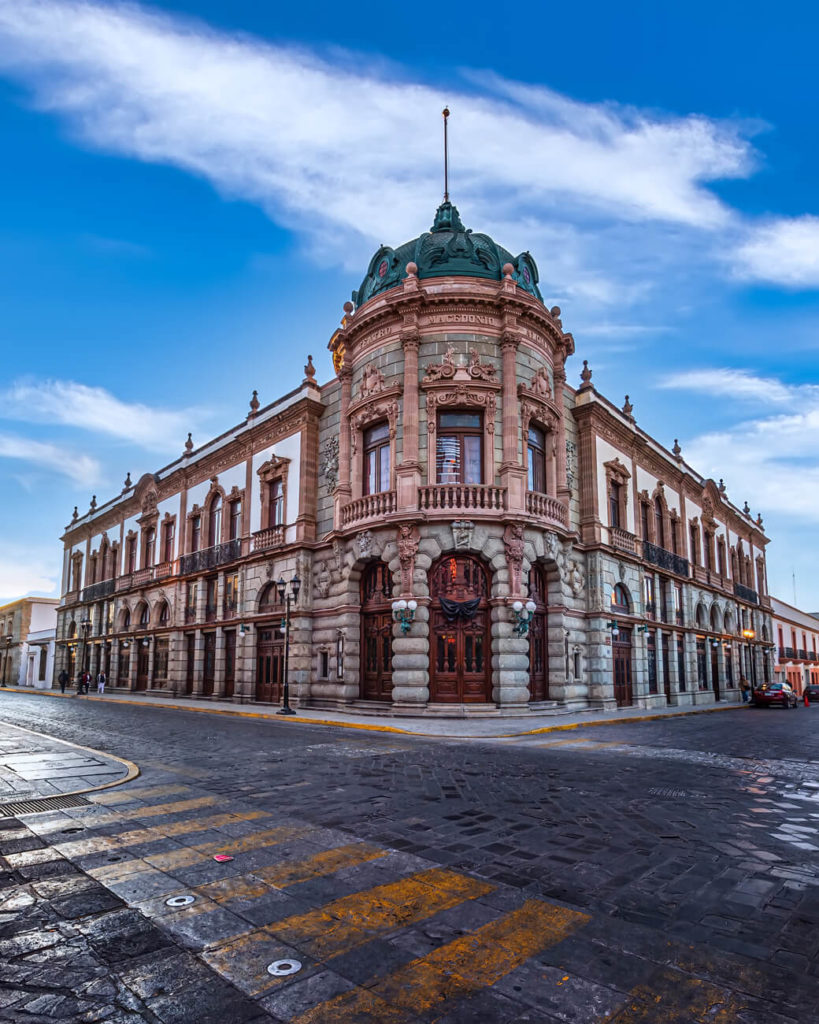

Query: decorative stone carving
[426,390,497,442]
[503,523,526,595]
[568,560,585,597]
[359,364,386,398]
[528,366,552,398]
[579,360,593,389]
[468,348,498,380]
[451,520,474,550]
[184,433,193,455]
[544,531,560,561]
[350,397,400,451]
[357,530,374,559]
[423,346,457,381]
[315,561,331,599]
[397,524,420,595]
[332,539,344,577]
[295,554,312,604]
[565,440,577,491]
[618,561,627,581]
[321,437,339,494]
[304,355,316,381]
[248,390,260,417]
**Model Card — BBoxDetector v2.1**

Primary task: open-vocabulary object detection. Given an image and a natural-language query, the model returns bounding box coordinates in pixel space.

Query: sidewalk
[0,719,136,806]
[2,684,746,739]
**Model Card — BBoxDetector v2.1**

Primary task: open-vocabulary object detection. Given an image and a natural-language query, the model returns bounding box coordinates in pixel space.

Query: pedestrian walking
[805,688,810,708]
[58,669,68,694]
[75,672,83,696]
[740,678,751,703]
[96,670,106,695]
[83,671,91,695]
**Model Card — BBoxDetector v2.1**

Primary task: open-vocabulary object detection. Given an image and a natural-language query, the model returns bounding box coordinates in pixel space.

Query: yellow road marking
[56,809,269,859]
[78,794,220,827]
[270,868,494,961]
[607,968,746,1022]
[91,784,192,805]
[204,868,494,997]
[254,842,387,889]
[143,825,313,872]
[195,874,270,905]
[295,898,590,1023]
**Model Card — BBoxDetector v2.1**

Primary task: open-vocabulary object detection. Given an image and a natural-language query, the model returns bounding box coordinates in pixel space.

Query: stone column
[396,332,421,512]
[499,334,526,513]
[554,360,570,504]
[334,368,353,526]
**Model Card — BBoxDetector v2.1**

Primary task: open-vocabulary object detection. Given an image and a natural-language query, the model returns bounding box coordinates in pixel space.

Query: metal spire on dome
[442,106,450,202]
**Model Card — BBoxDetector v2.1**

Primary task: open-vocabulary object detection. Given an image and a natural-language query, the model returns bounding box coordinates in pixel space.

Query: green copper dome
[352,202,544,308]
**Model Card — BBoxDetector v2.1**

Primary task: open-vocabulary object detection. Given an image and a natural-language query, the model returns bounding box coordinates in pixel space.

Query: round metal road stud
[165,894,196,908]
[267,959,302,977]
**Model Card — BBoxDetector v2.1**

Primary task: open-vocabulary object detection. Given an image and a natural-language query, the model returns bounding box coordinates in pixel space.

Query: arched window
[710,605,722,633]
[68,620,77,638]
[158,602,170,625]
[138,604,149,628]
[696,604,708,628]
[611,584,631,613]
[208,495,222,547]
[120,609,131,631]
[258,582,282,613]
[364,422,391,495]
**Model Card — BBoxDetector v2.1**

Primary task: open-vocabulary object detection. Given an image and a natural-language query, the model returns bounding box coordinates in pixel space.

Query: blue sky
[1,0,818,606]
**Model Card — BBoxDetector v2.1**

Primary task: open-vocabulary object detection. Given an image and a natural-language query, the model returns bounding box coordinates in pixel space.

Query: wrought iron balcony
[179,539,241,576]
[642,541,690,577]
[798,649,808,660]
[733,581,759,605]
[781,646,795,659]
[81,578,115,603]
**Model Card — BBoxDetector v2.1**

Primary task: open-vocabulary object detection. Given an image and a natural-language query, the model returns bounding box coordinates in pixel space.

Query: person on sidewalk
[805,688,810,708]
[58,669,68,694]
[740,678,751,703]
[75,672,84,696]
[96,670,106,695]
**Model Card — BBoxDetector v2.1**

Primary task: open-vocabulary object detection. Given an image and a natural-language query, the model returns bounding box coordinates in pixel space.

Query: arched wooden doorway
[255,583,284,703]
[528,564,549,701]
[430,554,491,703]
[360,562,393,701]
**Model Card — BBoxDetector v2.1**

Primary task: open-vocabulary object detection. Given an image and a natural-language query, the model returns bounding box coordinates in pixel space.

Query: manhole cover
[165,894,196,908]
[267,959,302,976]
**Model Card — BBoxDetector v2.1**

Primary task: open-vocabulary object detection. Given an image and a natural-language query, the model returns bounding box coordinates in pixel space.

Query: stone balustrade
[341,491,397,527]
[525,491,568,527]
[418,484,507,513]
[252,525,285,552]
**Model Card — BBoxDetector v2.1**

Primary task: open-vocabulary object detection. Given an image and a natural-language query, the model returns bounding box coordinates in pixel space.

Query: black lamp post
[1,635,12,687]
[276,572,301,716]
[79,618,92,679]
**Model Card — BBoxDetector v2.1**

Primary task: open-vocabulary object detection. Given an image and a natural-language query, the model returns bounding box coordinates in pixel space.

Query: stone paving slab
[0,721,134,806]
[2,683,747,739]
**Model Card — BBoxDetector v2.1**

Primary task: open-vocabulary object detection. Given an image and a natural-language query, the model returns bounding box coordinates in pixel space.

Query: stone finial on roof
[71,506,78,522]
[248,390,260,417]
[672,439,682,459]
[718,478,726,494]
[123,472,132,491]
[579,360,593,389]
[304,355,316,382]
[89,495,97,512]
[622,395,634,419]
[184,433,193,456]
[756,513,764,528]
[743,501,751,515]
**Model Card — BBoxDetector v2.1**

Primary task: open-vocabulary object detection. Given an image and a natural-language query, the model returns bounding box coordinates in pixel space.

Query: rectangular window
[269,481,284,528]
[674,584,684,626]
[677,637,686,691]
[704,533,713,572]
[647,632,657,694]
[436,412,482,485]
[689,525,699,565]
[319,650,329,679]
[185,582,197,623]
[191,516,201,553]
[229,500,242,541]
[717,539,726,576]
[205,577,218,622]
[364,422,391,495]
[143,528,155,569]
[126,538,136,574]
[527,425,546,494]
[643,576,656,620]
[162,521,175,563]
[154,639,169,682]
[608,480,621,529]
[641,503,650,541]
[224,572,239,616]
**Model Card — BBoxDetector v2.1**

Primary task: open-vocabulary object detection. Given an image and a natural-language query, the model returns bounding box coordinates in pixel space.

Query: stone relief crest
[332,539,344,578]
[397,524,420,595]
[423,346,457,381]
[451,520,474,549]
[468,348,498,381]
[528,366,552,398]
[321,437,339,494]
[503,523,526,595]
[315,561,331,599]
[568,560,585,598]
[357,529,374,559]
[565,440,577,491]
[359,364,386,398]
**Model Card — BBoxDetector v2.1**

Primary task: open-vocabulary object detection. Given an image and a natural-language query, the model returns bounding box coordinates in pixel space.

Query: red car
[752,682,799,708]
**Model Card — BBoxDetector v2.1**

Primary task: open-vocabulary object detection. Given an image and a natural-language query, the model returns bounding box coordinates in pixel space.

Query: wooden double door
[430,555,491,703]
[528,564,549,701]
[613,629,633,707]
[360,563,393,701]
[256,627,284,703]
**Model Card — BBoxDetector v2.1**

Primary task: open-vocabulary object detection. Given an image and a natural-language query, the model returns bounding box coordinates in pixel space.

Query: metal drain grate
[0,794,89,818]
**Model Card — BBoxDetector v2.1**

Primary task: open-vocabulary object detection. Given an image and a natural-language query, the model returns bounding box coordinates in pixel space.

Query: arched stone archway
[429,553,491,703]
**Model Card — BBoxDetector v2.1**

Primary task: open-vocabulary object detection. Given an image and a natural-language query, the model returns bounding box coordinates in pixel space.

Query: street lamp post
[276,573,301,716]
[1,635,13,687]
[79,618,92,685]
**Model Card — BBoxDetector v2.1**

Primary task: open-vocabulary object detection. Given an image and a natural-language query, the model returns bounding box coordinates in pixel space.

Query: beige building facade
[55,201,773,714]
[0,597,59,688]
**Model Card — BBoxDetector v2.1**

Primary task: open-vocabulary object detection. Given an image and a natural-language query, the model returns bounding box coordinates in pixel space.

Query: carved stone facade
[54,200,773,715]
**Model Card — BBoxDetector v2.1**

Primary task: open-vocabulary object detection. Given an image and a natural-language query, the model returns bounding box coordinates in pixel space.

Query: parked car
[804,684,819,704]
[752,682,799,708]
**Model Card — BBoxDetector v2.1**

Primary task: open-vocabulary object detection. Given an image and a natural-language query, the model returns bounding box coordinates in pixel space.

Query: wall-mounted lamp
[239,623,250,638]
[510,600,537,637]
[391,599,417,635]
[636,624,649,634]
[742,629,756,640]
[711,638,721,649]
[121,640,130,649]
[607,619,620,637]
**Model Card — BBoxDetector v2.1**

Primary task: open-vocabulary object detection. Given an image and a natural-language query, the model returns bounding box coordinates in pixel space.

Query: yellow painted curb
[0,718,140,799]
[2,685,748,741]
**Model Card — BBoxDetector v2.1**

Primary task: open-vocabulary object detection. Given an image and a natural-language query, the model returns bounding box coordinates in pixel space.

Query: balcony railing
[525,492,568,528]
[252,525,285,553]
[132,567,153,587]
[341,491,397,527]
[799,649,808,660]
[609,527,638,554]
[179,539,241,576]
[418,484,506,513]
[734,581,759,605]
[781,646,795,659]
[116,575,133,592]
[81,578,115,603]
[154,561,173,580]
[643,541,690,577]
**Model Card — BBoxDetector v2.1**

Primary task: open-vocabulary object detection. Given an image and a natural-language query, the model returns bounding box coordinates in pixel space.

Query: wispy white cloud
[0,0,755,284]
[658,368,801,404]
[0,379,202,452]
[732,216,819,287]
[0,544,59,602]
[0,433,100,485]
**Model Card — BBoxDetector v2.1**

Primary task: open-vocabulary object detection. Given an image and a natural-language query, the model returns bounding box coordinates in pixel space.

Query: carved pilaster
[397,523,420,597]
[334,368,353,526]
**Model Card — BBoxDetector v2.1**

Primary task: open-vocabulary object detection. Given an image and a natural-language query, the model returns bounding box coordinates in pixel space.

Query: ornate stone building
[55,201,773,713]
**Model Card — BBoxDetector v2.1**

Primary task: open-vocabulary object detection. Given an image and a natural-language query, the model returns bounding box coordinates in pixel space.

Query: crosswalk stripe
[143,824,314,872]
[77,794,221,827]
[606,967,745,1022]
[90,784,193,805]
[253,842,387,889]
[203,868,495,996]
[294,898,591,1024]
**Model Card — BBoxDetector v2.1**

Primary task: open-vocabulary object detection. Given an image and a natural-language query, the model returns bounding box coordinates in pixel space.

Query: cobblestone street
[1,692,818,1022]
